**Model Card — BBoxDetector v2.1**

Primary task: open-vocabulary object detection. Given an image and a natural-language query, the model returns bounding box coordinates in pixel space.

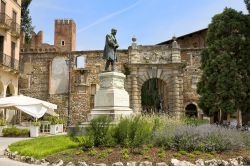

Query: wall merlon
[55,19,75,25]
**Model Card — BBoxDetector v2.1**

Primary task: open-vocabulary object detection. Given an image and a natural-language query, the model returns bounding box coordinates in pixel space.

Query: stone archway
[126,64,183,116]
[185,103,198,117]
[126,39,184,117]
[6,84,15,97]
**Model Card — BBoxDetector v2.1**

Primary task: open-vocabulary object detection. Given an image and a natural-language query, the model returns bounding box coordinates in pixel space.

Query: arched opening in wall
[141,78,168,114]
[6,84,15,97]
[185,103,198,117]
[0,81,4,97]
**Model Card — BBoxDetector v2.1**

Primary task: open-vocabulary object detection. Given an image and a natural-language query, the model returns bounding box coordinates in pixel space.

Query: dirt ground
[46,147,250,165]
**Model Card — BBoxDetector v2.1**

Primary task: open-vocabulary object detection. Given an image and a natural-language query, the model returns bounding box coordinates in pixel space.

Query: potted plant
[57,118,65,133]
[0,119,7,136]
[30,121,40,137]
[50,117,59,135]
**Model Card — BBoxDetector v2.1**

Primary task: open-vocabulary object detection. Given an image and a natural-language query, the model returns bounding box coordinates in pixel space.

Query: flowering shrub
[152,116,184,148]
[113,116,154,148]
[172,124,248,152]
[70,115,250,152]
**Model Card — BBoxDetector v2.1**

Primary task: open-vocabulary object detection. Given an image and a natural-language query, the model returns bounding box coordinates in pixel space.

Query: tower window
[61,40,65,46]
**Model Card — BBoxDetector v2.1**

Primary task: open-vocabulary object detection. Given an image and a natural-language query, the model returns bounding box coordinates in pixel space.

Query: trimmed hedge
[2,127,30,137]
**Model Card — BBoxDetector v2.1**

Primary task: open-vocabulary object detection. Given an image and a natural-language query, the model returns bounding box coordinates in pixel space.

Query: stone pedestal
[90,72,133,120]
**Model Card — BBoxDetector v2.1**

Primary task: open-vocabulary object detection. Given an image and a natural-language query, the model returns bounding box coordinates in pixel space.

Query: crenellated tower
[54,19,76,52]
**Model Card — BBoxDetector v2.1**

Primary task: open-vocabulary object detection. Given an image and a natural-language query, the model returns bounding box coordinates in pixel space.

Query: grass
[9,135,78,159]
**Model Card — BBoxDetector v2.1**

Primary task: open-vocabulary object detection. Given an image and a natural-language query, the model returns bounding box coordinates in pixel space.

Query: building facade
[19,19,207,123]
[0,0,21,120]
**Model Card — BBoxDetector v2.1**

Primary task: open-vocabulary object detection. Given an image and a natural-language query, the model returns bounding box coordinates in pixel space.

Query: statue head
[111,28,117,35]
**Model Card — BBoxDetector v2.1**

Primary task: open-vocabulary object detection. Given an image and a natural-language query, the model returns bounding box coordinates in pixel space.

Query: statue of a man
[103,28,119,71]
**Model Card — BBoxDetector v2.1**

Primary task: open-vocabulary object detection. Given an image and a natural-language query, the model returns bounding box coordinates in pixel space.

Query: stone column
[130,67,141,114]
[171,37,181,63]
[172,75,182,118]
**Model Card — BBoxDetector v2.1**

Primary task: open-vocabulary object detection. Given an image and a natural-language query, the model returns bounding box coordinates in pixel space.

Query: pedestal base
[90,107,133,121]
[89,72,133,121]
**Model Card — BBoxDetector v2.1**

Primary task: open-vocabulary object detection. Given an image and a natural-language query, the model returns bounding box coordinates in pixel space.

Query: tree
[245,0,250,13]
[197,8,250,125]
[21,0,34,42]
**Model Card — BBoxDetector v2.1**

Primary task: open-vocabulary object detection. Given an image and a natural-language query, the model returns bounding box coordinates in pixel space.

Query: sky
[29,0,247,51]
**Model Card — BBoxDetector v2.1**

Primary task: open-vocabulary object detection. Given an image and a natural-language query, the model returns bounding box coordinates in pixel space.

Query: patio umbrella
[0,95,58,118]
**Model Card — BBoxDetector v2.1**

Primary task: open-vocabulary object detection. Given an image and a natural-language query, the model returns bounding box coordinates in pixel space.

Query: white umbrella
[0,95,58,118]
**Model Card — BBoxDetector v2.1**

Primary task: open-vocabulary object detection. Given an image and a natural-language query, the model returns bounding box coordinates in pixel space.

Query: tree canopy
[197,7,250,116]
[245,0,250,13]
[21,0,34,42]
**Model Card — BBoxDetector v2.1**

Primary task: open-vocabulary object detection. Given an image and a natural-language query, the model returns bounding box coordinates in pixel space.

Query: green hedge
[2,127,30,137]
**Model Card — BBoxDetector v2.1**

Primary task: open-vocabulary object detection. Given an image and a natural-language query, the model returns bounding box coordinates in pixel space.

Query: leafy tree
[21,0,34,42]
[245,0,250,13]
[197,8,250,122]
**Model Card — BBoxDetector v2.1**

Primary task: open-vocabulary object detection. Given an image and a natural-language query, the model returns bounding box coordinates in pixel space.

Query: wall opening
[61,40,65,46]
[6,84,15,97]
[141,78,167,114]
[185,103,198,117]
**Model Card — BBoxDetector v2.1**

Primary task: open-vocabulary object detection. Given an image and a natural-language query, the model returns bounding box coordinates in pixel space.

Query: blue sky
[29,0,247,50]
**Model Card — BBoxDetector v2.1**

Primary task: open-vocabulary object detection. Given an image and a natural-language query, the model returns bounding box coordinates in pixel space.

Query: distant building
[157,28,207,48]
[0,0,21,120]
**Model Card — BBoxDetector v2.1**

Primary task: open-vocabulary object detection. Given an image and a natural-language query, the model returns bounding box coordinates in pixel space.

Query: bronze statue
[103,28,119,71]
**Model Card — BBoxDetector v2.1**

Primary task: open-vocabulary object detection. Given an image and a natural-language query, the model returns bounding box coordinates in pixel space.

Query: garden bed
[8,116,250,165]
[45,147,250,165]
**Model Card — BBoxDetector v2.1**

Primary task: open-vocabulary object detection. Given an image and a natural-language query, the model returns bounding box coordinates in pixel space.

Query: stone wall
[181,49,202,116]
[19,46,203,122]
[19,30,206,122]
[19,50,129,123]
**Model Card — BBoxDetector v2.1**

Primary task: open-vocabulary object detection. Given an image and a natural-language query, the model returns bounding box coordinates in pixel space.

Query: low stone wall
[4,148,250,166]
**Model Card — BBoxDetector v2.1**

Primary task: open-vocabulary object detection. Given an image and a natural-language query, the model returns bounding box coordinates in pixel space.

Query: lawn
[9,135,78,159]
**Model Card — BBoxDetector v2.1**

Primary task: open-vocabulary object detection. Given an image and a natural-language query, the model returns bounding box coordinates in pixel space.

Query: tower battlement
[55,19,75,25]
[54,19,76,51]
